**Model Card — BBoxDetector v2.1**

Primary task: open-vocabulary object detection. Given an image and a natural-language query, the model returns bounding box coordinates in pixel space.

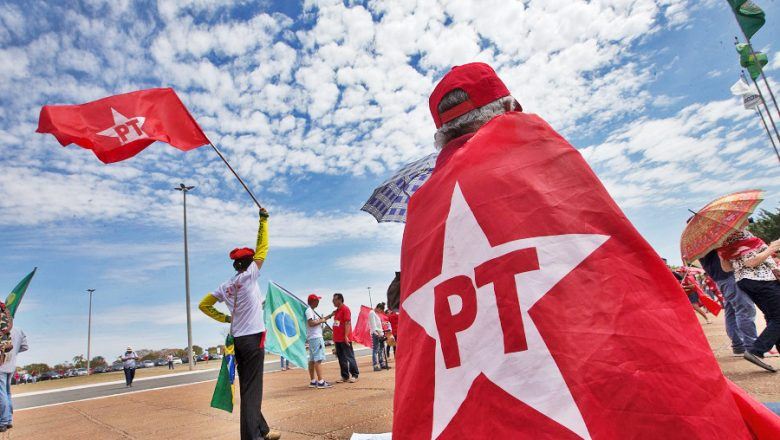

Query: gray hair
[434,89,519,149]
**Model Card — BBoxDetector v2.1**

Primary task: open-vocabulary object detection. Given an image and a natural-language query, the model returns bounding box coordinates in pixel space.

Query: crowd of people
[669,226,780,373]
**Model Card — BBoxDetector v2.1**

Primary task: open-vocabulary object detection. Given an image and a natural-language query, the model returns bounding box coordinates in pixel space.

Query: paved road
[15,348,370,410]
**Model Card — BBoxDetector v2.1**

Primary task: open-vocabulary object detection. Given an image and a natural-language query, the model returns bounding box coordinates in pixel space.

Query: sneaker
[765,349,780,358]
[336,378,348,383]
[732,350,746,357]
[308,380,317,388]
[744,352,777,372]
[264,430,282,440]
[348,376,358,383]
[373,366,381,372]
[317,381,333,389]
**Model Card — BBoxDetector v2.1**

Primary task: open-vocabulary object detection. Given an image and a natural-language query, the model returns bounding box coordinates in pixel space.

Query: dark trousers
[737,279,780,355]
[335,341,359,379]
[168,361,174,370]
[234,332,270,440]
[123,367,135,386]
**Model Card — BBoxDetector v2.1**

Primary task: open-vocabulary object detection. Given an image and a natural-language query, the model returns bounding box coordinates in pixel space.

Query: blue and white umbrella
[361,152,438,223]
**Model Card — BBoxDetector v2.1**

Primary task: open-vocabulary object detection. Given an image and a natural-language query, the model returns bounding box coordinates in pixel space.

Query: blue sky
[1,0,779,365]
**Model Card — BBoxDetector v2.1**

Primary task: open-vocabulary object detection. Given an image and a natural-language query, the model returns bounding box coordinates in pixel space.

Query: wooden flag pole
[209,143,263,209]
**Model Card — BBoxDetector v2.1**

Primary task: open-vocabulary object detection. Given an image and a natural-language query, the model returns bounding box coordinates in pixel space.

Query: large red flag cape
[395,112,778,439]
[351,305,373,347]
[37,88,209,163]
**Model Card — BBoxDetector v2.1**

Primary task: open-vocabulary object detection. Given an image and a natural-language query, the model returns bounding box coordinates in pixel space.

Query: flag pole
[755,106,780,163]
[209,143,263,209]
[738,62,780,148]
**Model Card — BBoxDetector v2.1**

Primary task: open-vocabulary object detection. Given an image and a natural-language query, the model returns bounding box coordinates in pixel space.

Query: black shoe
[744,352,777,372]
[6,424,11,429]
[0,426,7,432]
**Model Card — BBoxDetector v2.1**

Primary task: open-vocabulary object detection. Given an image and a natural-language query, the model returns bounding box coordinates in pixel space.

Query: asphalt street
[14,347,370,410]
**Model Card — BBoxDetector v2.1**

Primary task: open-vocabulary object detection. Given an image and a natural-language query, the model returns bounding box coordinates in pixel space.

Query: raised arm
[254,209,269,269]
[199,293,231,323]
[743,241,780,268]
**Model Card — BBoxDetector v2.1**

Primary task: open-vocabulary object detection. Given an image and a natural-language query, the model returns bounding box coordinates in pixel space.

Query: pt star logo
[97,108,148,145]
[402,184,609,439]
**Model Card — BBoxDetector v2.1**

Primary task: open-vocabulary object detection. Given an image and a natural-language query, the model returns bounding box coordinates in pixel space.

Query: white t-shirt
[305,307,323,340]
[213,263,266,337]
[368,309,382,334]
[0,328,27,373]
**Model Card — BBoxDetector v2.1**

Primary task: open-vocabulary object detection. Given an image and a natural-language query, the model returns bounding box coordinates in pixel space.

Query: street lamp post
[367,287,372,308]
[86,289,95,375]
[175,183,196,371]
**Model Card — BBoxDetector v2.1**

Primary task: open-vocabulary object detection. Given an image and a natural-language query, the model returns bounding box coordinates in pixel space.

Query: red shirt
[332,305,352,342]
[387,311,399,336]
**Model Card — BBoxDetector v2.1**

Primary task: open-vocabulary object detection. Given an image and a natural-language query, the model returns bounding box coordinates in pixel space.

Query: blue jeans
[0,372,12,425]
[737,279,780,355]
[371,333,386,368]
[717,277,757,352]
[280,357,289,369]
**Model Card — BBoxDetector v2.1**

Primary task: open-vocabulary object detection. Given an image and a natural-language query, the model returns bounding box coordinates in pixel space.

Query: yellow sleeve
[254,216,269,261]
[198,293,230,323]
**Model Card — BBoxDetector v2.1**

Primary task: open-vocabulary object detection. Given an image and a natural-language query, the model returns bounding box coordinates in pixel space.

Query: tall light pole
[175,183,196,371]
[367,287,372,308]
[86,289,95,375]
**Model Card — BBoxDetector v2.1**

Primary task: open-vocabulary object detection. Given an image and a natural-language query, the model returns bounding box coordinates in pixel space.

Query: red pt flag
[37,88,209,163]
[395,112,772,439]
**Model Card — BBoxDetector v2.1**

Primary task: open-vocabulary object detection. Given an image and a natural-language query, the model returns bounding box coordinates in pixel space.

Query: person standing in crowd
[121,347,138,387]
[305,294,332,389]
[385,308,398,361]
[198,209,281,440]
[369,303,388,371]
[279,356,290,371]
[167,353,174,370]
[719,229,780,372]
[332,293,359,383]
[699,250,758,357]
[0,327,27,432]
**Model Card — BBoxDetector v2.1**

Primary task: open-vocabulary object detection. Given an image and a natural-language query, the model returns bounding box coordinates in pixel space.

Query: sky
[1,0,779,366]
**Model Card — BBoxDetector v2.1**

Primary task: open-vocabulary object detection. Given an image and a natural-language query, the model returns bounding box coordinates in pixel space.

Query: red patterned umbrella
[680,189,764,263]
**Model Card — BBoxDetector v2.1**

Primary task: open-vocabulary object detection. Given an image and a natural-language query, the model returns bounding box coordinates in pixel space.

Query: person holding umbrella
[718,229,780,372]
[198,208,281,440]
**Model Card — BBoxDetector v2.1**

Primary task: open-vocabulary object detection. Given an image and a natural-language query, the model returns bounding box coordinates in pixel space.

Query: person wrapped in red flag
[37,88,209,163]
[394,62,779,439]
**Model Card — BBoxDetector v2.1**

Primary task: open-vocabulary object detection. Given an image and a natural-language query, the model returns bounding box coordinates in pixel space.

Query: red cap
[429,62,514,128]
[229,247,255,260]
[307,294,322,303]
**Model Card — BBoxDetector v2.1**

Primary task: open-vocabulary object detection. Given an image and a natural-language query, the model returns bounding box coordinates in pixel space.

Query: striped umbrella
[680,189,764,263]
[361,152,438,223]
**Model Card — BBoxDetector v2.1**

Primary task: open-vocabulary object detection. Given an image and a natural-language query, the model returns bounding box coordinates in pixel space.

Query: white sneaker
[348,377,358,383]
[308,380,317,388]
[765,349,780,358]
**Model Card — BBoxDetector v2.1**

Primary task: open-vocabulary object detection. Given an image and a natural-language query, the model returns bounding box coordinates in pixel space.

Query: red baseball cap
[307,294,322,303]
[229,247,254,260]
[428,62,515,128]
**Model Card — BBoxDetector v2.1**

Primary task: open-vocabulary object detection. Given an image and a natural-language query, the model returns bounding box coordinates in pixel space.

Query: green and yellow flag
[264,282,308,369]
[5,268,36,317]
[210,334,236,412]
[737,43,768,80]
[728,1,766,40]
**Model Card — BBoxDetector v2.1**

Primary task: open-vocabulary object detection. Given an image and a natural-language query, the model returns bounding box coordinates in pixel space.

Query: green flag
[5,268,36,317]
[736,43,768,80]
[263,282,309,369]
[728,1,766,40]
[210,334,236,412]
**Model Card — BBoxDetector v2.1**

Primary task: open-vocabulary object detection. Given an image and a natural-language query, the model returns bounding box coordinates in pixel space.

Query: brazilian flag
[737,43,768,80]
[210,334,236,412]
[6,268,36,317]
[264,282,308,369]
[728,1,766,40]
